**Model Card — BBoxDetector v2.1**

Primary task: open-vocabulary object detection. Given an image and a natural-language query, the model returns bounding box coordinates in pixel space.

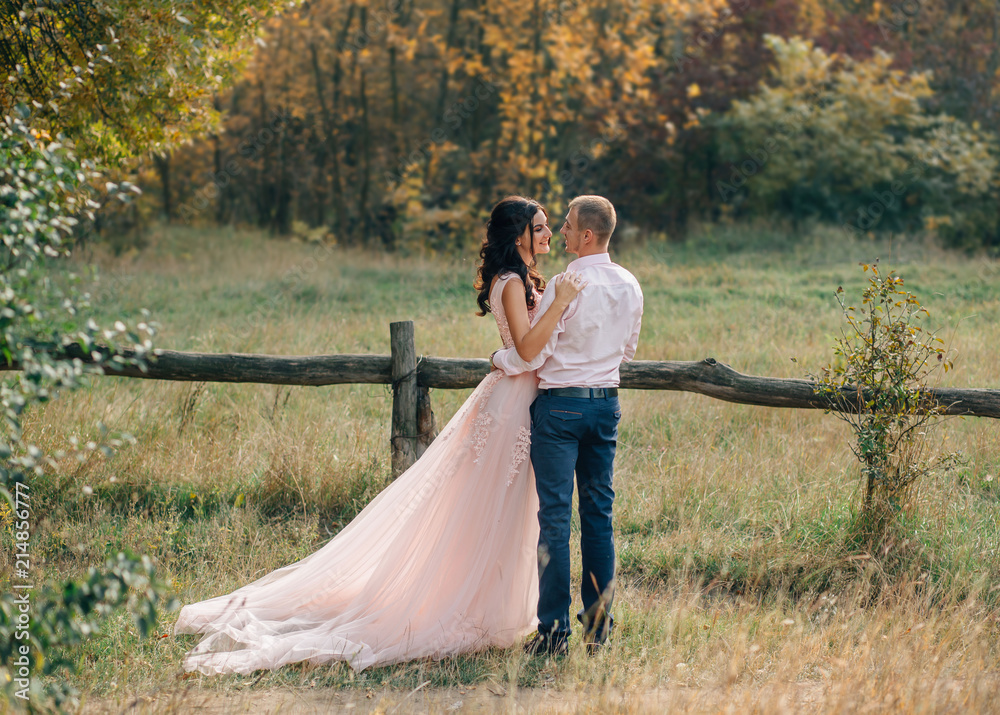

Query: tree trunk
[256,77,271,228]
[311,124,327,227]
[273,104,291,235]
[435,0,463,120]
[389,45,400,127]
[358,66,371,244]
[155,152,172,222]
[212,93,225,223]
[327,4,356,242]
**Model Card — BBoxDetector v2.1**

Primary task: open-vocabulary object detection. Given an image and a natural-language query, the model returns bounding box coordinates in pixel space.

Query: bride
[174,196,587,674]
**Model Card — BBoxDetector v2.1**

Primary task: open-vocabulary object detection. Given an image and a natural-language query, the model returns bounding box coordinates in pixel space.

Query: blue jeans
[529,392,620,642]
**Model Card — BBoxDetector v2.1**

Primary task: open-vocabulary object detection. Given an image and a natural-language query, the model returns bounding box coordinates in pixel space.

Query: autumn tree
[165,0,737,246]
[154,0,1000,248]
[0,0,294,229]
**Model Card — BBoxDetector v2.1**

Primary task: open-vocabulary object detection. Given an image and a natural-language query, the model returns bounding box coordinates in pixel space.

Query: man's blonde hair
[568,195,617,244]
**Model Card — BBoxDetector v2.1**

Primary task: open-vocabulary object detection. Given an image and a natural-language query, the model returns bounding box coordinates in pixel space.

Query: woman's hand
[552,271,587,307]
[499,270,587,364]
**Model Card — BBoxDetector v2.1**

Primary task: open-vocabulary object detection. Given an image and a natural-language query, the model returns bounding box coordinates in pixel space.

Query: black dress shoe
[523,631,568,657]
[582,625,609,656]
[578,609,611,656]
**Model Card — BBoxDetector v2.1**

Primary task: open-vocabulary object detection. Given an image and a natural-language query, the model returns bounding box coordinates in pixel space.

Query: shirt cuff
[492,345,527,375]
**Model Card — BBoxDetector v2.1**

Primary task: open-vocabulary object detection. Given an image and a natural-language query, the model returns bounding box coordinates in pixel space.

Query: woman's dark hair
[474,196,547,316]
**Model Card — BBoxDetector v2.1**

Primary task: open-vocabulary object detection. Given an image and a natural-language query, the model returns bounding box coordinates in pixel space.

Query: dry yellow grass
[6,223,1000,712]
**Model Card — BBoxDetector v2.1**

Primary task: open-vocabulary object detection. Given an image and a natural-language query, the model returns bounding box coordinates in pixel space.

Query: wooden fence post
[416,386,437,458]
[390,321,418,477]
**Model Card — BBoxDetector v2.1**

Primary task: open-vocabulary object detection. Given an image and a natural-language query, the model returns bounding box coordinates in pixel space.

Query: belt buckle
[592,388,605,398]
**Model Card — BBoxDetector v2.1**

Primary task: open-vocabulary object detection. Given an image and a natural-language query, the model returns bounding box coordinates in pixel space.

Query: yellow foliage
[798,0,828,36]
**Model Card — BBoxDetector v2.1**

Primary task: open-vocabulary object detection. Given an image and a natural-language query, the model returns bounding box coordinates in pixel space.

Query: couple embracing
[175,195,644,673]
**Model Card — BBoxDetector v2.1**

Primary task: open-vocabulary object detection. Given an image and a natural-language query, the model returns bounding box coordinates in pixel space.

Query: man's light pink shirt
[492,253,643,389]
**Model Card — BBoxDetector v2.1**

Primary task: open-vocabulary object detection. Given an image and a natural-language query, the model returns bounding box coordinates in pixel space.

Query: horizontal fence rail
[5,321,998,474]
[4,345,997,417]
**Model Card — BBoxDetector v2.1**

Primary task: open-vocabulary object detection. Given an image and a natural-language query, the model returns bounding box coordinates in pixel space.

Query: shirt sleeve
[622,288,643,363]
[492,279,569,375]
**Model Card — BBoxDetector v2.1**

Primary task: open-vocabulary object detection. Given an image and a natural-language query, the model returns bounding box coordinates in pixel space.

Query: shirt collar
[567,253,612,271]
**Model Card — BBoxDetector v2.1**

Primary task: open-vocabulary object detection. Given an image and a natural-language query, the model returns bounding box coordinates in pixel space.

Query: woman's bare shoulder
[499,274,529,305]
[492,271,525,291]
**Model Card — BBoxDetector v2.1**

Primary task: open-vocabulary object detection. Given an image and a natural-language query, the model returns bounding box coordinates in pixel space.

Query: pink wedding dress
[174,273,541,674]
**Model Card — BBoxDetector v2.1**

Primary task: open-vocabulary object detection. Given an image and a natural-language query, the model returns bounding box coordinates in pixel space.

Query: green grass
[5,220,1000,711]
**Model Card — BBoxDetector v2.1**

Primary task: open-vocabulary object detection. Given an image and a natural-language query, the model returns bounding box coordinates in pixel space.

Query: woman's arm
[500,272,586,363]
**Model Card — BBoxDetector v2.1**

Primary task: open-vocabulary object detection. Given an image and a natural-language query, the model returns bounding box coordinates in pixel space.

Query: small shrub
[814,260,952,543]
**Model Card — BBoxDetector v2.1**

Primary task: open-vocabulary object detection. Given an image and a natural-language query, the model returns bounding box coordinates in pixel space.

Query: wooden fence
[4,321,999,476]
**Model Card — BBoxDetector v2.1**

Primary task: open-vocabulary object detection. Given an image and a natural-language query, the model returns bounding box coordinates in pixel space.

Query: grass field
[6,222,1000,713]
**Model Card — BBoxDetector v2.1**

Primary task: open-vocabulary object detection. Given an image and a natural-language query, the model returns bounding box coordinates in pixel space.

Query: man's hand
[489,350,500,372]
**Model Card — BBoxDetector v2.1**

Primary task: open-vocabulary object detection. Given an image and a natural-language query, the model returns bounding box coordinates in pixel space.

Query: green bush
[717,35,999,247]
[1,113,172,711]
[0,552,174,708]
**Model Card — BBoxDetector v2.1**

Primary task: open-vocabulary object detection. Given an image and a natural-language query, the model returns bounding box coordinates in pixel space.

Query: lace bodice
[491,273,541,348]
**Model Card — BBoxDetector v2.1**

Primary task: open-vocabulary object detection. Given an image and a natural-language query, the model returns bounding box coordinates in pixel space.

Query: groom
[491,195,643,654]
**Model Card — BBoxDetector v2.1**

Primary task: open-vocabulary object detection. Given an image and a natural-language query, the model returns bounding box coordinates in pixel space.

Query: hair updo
[474,196,547,317]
